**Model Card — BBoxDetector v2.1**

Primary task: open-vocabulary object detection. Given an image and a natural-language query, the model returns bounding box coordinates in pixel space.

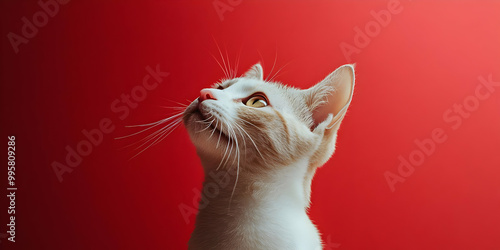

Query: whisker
[137,118,179,142]
[233,123,247,153]
[196,118,215,133]
[211,53,229,79]
[228,125,238,166]
[216,121,223,148]
[129,119,182,159]
[257,50,265,70]
[159,106,186,111]
[160,98,189,107]
[195,114,214,123]
[268,61,292,82]
[238,120,267,164]
[224,46,233,78]
[208,119,219,139]
[116,113,183,140]
[217,121,233,170]
[134,119,181,149]
[239,119,261,130]
[212,36,230,79]
[265,49,278,82]
[220,127,234,169]
[227,124,240,211]
[234,46,243,79]
[124,114,180,128]
[149,121,182,148]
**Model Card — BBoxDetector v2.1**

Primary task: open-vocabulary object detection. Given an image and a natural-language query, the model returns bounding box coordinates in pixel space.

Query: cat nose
[199,89,217,102]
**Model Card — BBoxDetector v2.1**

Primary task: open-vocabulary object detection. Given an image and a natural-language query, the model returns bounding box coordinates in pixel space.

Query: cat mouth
[183,100,230,143]
[193,108,228,141]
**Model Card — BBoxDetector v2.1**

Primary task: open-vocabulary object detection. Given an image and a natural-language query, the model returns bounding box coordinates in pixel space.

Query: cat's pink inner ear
[243,63,264,80]
[310,64,355,130]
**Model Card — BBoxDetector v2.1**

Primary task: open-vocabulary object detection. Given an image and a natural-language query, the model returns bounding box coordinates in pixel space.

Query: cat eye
[244,93,268,108]
[216,84,224,90]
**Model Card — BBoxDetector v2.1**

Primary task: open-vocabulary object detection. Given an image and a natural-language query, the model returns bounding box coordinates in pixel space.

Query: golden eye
[245,94,268,108]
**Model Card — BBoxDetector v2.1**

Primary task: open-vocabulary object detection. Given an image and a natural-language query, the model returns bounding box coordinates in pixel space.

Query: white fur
[183,63,355,249]
[188,157,322,249]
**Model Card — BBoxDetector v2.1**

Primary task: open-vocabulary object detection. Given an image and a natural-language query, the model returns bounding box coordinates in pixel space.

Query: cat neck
[190,157,321,249]
[198,156,311,214]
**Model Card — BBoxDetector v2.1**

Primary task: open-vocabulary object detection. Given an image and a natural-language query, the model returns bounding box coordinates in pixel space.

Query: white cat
[183,63,355,250]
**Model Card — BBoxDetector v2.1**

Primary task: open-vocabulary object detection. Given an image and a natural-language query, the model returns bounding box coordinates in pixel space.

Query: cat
[183,62,355,250]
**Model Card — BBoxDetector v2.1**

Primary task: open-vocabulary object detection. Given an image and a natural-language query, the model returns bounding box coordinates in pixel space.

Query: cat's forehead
[217,78,291,95]
[230,78,263,92]
[216,78,259,90]
[219,78,307,115]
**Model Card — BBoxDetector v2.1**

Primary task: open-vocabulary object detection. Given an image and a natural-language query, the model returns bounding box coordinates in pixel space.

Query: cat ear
[307,64,355,130]
[243,63,264,80]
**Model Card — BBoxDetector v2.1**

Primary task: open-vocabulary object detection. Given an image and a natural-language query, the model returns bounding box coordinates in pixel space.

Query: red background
[1,0,500,249]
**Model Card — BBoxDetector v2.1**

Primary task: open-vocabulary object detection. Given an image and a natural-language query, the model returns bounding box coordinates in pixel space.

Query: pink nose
[199,89,216,102]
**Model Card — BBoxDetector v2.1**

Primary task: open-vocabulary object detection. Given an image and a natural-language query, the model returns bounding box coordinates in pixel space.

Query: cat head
[183,63,355,174]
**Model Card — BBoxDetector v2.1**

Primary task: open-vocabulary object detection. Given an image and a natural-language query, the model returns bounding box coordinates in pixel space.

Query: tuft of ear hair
[243,63,264,81]
[307,64,355,131]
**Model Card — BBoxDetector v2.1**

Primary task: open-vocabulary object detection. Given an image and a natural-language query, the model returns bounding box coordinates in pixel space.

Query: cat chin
[183,101,230,148]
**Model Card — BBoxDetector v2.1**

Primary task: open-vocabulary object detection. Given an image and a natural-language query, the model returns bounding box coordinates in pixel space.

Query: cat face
[183,63,355,174]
